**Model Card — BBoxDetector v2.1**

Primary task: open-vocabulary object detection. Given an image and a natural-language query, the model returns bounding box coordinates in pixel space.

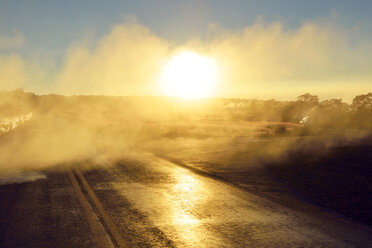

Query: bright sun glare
[161,51,217,99]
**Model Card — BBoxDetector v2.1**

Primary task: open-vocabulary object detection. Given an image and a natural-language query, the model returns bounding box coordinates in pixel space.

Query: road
[0,155,372,247]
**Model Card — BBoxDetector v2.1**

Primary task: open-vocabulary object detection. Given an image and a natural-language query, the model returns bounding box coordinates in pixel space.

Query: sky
[0,0,372,101]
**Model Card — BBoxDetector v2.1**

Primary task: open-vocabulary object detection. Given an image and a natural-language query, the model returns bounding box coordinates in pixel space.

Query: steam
[0,54,27,90]
[0,16,372,101]
[0,30,24,50]
[207,20,372,100]
[0,16,371,173]
[0,90,370,175]
[55,22,170,96]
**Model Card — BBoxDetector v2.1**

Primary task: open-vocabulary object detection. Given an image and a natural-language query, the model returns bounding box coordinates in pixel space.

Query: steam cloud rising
[0,15,372,100]
[0,15,371,173]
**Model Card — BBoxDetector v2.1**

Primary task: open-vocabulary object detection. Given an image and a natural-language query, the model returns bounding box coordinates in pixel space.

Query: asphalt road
[1,155,372,247]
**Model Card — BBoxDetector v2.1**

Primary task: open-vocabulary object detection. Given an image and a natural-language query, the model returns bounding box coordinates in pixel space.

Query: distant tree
[281,93,320,122]
[351,93,372,130]
[319,99,349,112]
[313,99,351,129]
[297,93,319,106]
[352,92,372,111]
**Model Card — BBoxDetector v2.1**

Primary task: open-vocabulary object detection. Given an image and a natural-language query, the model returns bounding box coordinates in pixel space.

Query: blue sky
[1,0,372,55]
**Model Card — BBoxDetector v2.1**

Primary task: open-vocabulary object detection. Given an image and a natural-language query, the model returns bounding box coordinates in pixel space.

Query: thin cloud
[0,30,25,50]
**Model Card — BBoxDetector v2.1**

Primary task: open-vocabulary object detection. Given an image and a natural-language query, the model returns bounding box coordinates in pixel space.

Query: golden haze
[0,19,372,101]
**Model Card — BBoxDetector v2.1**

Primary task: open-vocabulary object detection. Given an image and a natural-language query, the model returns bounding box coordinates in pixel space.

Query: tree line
[223,92,372,130]
[0,89,371,130]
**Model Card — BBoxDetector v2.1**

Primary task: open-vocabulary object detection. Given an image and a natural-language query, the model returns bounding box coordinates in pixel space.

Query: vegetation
[0,90,371,137]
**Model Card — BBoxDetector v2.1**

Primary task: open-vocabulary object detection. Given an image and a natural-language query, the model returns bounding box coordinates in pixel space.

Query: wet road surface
[0,155,372,247]
[83,155,372,248]
[0,170,98,248]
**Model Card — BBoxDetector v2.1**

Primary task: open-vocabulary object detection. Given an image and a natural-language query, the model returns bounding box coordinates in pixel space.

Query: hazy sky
[0,0,371,101]
[2,0,372,54]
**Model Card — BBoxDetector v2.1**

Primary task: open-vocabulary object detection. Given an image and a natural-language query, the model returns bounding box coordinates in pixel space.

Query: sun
[161,51,217,99]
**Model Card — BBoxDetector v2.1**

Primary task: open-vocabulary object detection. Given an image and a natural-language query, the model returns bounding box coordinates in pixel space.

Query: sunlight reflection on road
[111,158,223,247]
[110,156,348,247]
[171,171,202,243]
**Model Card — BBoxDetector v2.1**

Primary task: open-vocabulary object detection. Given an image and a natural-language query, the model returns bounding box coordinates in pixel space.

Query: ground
[0,120,371,247]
